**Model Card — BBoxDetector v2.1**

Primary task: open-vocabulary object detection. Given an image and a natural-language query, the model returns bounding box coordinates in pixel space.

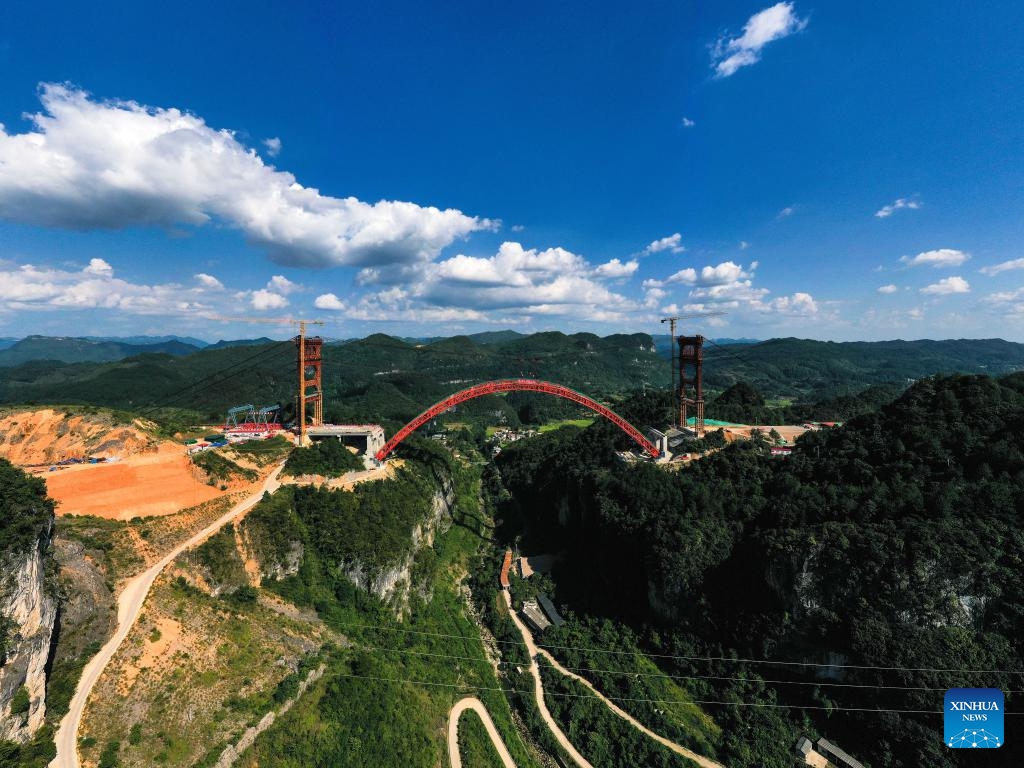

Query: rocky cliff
[0,523,56,743]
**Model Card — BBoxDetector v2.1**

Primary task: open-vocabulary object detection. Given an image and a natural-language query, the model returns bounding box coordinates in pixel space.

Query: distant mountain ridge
[0,335,202,367]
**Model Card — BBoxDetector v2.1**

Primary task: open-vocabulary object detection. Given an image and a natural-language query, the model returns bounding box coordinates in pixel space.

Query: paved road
[448,697,517,768]
[49,464,286,768]
[503,591,594,768]
[504,590,726,768]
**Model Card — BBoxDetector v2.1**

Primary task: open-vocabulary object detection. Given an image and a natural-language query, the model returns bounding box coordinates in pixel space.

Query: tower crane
[207,316,325,444]
[660,311,727,429]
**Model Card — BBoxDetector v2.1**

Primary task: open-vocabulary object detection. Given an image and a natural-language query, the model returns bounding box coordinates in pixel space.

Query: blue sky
[1,0,1022,342]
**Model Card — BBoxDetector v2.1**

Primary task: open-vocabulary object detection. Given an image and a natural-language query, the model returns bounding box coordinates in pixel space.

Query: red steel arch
[375,379,660,461]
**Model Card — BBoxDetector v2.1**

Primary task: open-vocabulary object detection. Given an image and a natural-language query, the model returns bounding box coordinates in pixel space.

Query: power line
[328,620,1024,677]
[325,670,1024,716]
[135,340,293,417]
[357,640,1024,694]
[535,662,1024,694]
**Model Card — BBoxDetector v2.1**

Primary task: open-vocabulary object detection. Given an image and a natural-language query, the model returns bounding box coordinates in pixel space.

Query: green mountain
[700,337,1024,398]
[0,336,201,367]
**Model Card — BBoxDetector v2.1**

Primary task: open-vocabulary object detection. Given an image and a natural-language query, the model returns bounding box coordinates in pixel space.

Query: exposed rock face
[339,474,454,613]
[0,522,57,743]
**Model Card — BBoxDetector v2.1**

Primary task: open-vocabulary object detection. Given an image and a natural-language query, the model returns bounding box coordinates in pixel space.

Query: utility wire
[325,670,1024,716]
[134,340,293,418]
[330,620,1024,677]
[357,641,1024,694]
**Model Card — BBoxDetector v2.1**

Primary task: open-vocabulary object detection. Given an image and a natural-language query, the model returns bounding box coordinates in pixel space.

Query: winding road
[503,591,726,768]
[49,464,285,768]
[448,697,517,768]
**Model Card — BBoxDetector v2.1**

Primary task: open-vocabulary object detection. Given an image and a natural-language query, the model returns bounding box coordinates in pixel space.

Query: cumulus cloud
[759,291,818,315]
[900,249,970,268]
[681,117,696,128]
[0,259,220,315]
[664,260,755,286]
[979,258,1024,276]
[194,273,224,290]
[250,289,288,310]
[712,2,808,78]
[875,197,921,218]
[643,233,685,255]
[263,137,282,157]
[920,276,970,295]
[314,293,346,311]
[267,274,301,294]
[0,84,494,268]
[877,284,898,294]
[593,258,639,279]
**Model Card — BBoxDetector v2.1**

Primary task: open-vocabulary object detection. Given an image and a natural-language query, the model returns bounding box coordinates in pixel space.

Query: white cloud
[643,233,685,255]
[739,240,750,250]
[760,291,818,315]
[988,287,1024,303]
[979,258,1024,276]
[267,274,301,294]
[875,197,921,218]
[0,84,494,269]
[0,259,219,315]
[250,289,288,310]
[665,260,755,286]
[777,206,794,219]
[681,117,696,128]
[194,273,224,290]
[83,258,113,277]
[712,2,808,78]
[877,284,898,294]
[263,137,282,157]
[593,258,639,279]
[511,224,525,232]
[920,276,970,295]
[314,293,346,311]
[900,249,970,268]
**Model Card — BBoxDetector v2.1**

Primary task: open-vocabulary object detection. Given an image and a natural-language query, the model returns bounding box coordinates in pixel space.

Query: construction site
[0,316,811,521]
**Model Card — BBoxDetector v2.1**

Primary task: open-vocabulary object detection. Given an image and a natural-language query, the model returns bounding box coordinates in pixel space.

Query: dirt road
[448,697,517,768]
[502,591,594,768]
[504,590,726,768]
[49,464,286,768]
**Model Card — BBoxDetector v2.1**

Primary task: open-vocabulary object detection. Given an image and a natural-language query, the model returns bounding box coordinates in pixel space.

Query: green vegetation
[0,457,54,555]
[538,418,594,433]
[244,447,544,768]
[225,435,292,466]
[0,726,56,768]
[281,438,364,477]
[10,685,30,715]
[191,450,257,484]
[496,373,1024,767]
[456,708,506,768]
[194,524,249,594]
[541,667,697,767]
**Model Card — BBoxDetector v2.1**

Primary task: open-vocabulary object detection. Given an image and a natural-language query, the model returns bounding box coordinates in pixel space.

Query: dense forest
[1,333,1023,435]
[495,373,1024,767]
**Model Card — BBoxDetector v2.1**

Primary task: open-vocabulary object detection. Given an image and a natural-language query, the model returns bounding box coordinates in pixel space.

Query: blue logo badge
[945,688,1003,748]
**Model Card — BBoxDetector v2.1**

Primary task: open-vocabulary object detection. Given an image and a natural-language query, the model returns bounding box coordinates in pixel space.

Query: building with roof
[796,737,813,757]
[816,738,864,768]
[521,600,552,633]
[499,550,512,590]
[537,594,565,627]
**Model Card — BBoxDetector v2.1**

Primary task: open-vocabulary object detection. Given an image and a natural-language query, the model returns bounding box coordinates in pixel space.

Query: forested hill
[0,332,665,425]
[495,372,1024,767]
[0,333,1023,429]
[702,337,1024,398]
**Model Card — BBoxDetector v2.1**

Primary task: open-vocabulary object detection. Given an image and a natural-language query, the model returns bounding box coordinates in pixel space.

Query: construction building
[816,739,864,768]
[305,424,385,458]
[521,600,552,633]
